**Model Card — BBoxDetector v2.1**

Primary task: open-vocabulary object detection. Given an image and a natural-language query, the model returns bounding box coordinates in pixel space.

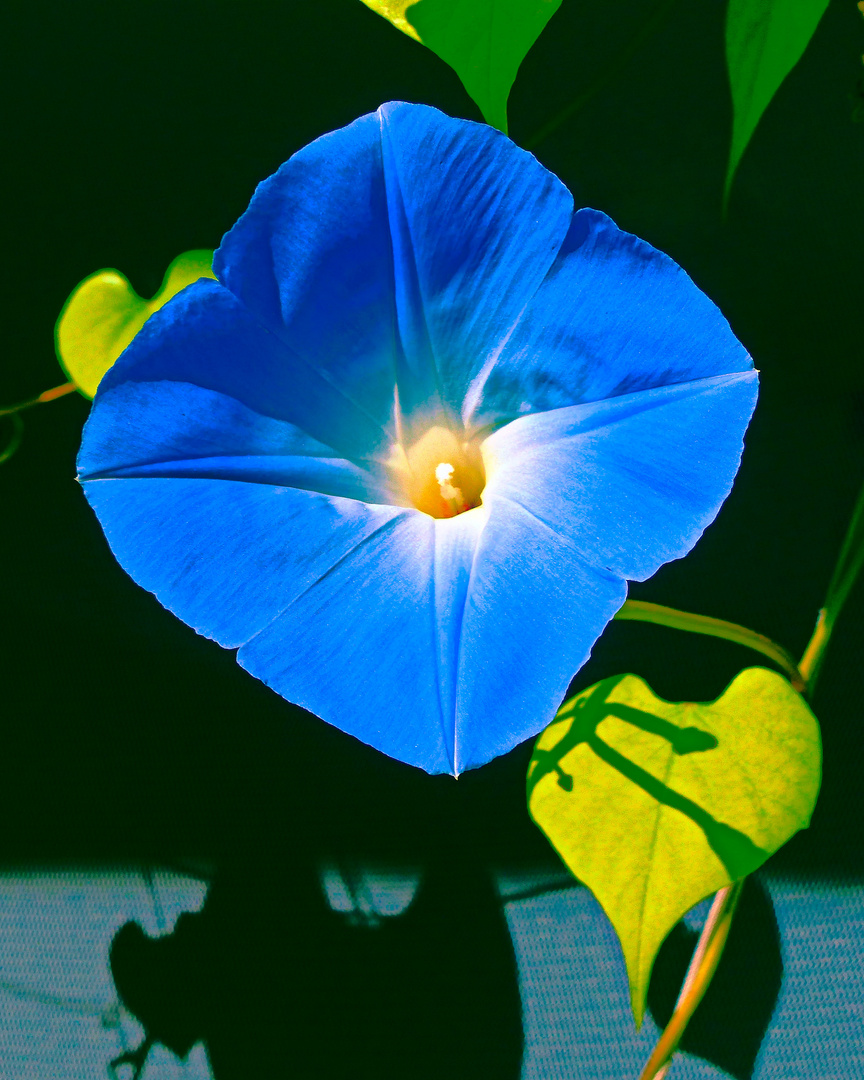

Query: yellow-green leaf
[725,0,830,206]
[361,0,422,41]
[55,249,216,399]
[360,0,562,133]
[527,668,821,1026]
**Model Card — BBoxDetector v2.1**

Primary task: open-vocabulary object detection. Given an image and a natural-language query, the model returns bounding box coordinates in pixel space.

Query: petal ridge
[429,522,453,771]
[83,455,392,504]
[239,509,411,651]
[463,208,754,428]
[452,496,627,773]
[483,369,759,583]
[93,280,390,460]
[236,513,455,774]
[491,491,600,563]
[378,108,448,422]
[375,102,574,419]
[483,371,758,465]
[432,509,489,773]
[460,215,583,431]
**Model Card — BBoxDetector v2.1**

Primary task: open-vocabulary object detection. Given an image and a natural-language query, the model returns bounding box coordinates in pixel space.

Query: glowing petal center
[391,425,485,518]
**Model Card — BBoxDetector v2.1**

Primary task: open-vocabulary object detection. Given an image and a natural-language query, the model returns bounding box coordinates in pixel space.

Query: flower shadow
[109,850,523,1080]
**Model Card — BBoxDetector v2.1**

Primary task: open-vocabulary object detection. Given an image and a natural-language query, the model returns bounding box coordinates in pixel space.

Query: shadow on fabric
[109,850,524,1079]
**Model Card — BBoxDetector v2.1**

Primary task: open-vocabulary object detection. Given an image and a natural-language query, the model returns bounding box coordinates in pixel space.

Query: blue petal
[238,501,623,775]
[95,279,389,462]
[78,372,757,775]
[82,465,493,773]
[79,463,625,774]
[81,478,405,649]
[452,498,626,773]
[238,510,487,774]
[215,102,573,434]
[481,370,760,581]
[80,380,390,504]
[462,210,755,431]
[448,371,759,770]
[82,380,334,474]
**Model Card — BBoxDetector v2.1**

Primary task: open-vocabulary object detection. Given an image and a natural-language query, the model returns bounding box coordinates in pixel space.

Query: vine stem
[797,473,864,692]
[638,880,744,1080]
[798,607,829,689]
[628,479,864,1078]
[614,599,805,692]
[0,380,78,465]
[0,380,77,416]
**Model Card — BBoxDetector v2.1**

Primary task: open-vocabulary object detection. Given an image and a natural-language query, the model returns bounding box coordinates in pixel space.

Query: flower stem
[523,0,682,151]
[798,608,829,690]
[639,879,744,1080]
[614,600,805,692]
[0,380,77,416]
[0,380,78,466]
[798,475,864,692]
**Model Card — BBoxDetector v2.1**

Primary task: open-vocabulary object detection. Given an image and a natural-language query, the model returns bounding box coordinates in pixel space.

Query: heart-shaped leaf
[527,667,821,1025]
[55,250,216,399]
[725,0,830,205]
[360,0,562,133]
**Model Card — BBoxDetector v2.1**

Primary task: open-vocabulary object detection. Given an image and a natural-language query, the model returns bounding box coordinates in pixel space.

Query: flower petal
[80,380,390,504]
[80,468,491,773]
[232,490,627,775]
[80,478,405,649]
[95,278,389,461]
[482,370,760,582]
[452,497,627,773]
[215,102,573,429]
[462,210,754,431]
[237,510,486,774]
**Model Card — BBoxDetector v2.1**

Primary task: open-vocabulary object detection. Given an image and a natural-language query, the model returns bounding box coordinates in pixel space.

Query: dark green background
[1,1,863,1072]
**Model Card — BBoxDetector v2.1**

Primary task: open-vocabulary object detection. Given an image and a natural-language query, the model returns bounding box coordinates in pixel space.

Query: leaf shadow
[529,678,770,880]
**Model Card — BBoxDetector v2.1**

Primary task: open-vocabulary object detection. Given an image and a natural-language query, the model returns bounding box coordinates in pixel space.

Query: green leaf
[360,0,562,132]
[725,0,830,205]
[55,250,216,399]
[527,667,821,1026]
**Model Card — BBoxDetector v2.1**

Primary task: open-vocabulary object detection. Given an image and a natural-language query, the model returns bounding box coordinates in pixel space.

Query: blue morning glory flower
[77,102,757,776]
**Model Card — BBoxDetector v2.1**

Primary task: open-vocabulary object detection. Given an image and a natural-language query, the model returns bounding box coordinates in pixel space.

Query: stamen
[435,462,465,515]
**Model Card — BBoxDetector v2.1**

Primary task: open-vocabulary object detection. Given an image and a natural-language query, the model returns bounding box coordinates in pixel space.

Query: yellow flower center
[390,425,486,518]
